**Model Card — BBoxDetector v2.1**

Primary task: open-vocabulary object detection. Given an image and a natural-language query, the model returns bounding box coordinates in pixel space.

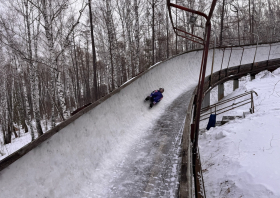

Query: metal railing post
[220,48,225,70]
[215,104,216,114]
[267,43,271,61]
[251,91,254,113]
[227,47,233,69]
[210,30,217,86]
[240,47,244,66]
[219,48,225,80]
[252,33,259,66]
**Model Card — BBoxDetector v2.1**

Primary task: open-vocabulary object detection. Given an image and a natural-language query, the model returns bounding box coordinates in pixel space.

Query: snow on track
[104,89,194,198]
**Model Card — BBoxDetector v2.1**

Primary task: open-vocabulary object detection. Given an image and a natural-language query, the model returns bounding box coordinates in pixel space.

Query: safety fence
[207,42,280,87]
[200,91,258,121]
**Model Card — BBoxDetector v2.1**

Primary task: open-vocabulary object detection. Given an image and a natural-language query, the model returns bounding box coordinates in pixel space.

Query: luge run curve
[0,43,279,198]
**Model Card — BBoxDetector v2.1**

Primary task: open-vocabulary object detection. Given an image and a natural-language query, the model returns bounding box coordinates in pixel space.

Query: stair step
[222,115,242,121]
[221,115,242,125]
[216,121,222,126]
[199,128,207,134]
[211,112,249,128]
[243,111,251,118]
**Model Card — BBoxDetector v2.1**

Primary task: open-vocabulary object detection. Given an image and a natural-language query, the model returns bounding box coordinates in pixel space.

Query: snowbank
[200,68,280,197]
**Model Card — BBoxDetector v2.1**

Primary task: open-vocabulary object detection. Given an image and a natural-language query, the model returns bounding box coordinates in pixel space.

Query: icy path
[103,89,194,197]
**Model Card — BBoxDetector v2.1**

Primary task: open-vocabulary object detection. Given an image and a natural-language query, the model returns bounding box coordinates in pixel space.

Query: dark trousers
[145,96,154,103]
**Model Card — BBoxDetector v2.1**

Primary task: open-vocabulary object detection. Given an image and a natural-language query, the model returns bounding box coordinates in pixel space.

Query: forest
[0,0,279,144]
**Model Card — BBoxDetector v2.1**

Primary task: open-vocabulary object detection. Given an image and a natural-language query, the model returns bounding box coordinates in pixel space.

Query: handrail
[202,92,249,112]
[200,91,258,121]
[201,91,258,111]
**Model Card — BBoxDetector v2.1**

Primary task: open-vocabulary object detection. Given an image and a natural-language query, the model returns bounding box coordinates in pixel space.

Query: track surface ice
[106,89,194,197]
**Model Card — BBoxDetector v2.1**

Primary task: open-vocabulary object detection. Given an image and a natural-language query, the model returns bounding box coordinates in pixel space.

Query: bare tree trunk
[85,39,91,103]
[88,0,98,101]
[166,7,169,58]
[116,0,128,81]
[27,0,43,136]
[252,0,255,43]
[41,0,59,126]
[1,78,11,144]
[104,0,116,91]
[22,72,35,140]
[237,11,240,46]
[152,0,155,65]
[124,0,135,77]
[24,0,37,140]
[220,0,225,46]
[175,0,178,54]
[249,0,252,43]
[134,0,140,74]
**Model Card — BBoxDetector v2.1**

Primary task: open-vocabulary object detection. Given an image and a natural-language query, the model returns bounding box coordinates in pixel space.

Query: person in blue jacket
[144,88,164,108]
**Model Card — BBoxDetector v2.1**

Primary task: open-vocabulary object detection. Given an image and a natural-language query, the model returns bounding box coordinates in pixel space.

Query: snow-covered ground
[0,130,32,159]
[200,68,280,197]
[0,43,279,197]
[0,120,53,161]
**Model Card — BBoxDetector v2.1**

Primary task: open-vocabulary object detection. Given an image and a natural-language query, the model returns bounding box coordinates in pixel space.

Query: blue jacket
[150,90,163,103]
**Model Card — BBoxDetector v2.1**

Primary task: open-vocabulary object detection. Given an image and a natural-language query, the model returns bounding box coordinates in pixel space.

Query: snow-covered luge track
[104,89,194,197]
[0,43,279,198]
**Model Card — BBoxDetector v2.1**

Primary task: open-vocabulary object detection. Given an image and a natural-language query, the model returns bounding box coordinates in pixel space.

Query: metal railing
[167,1,218,197]
[200,91,258,121]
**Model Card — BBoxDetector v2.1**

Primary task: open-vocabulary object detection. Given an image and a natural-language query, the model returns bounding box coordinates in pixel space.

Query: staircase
[221,115,243,125]
[200,111,251,134]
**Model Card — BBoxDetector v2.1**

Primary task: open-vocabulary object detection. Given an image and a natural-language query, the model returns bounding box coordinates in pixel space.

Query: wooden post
[240,47,244,65]
[251,91,254,113]
[233,79,239,91]
[218,83,224,101]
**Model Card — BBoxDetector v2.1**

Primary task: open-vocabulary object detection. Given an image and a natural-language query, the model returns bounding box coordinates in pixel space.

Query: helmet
[159,88,164,93]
